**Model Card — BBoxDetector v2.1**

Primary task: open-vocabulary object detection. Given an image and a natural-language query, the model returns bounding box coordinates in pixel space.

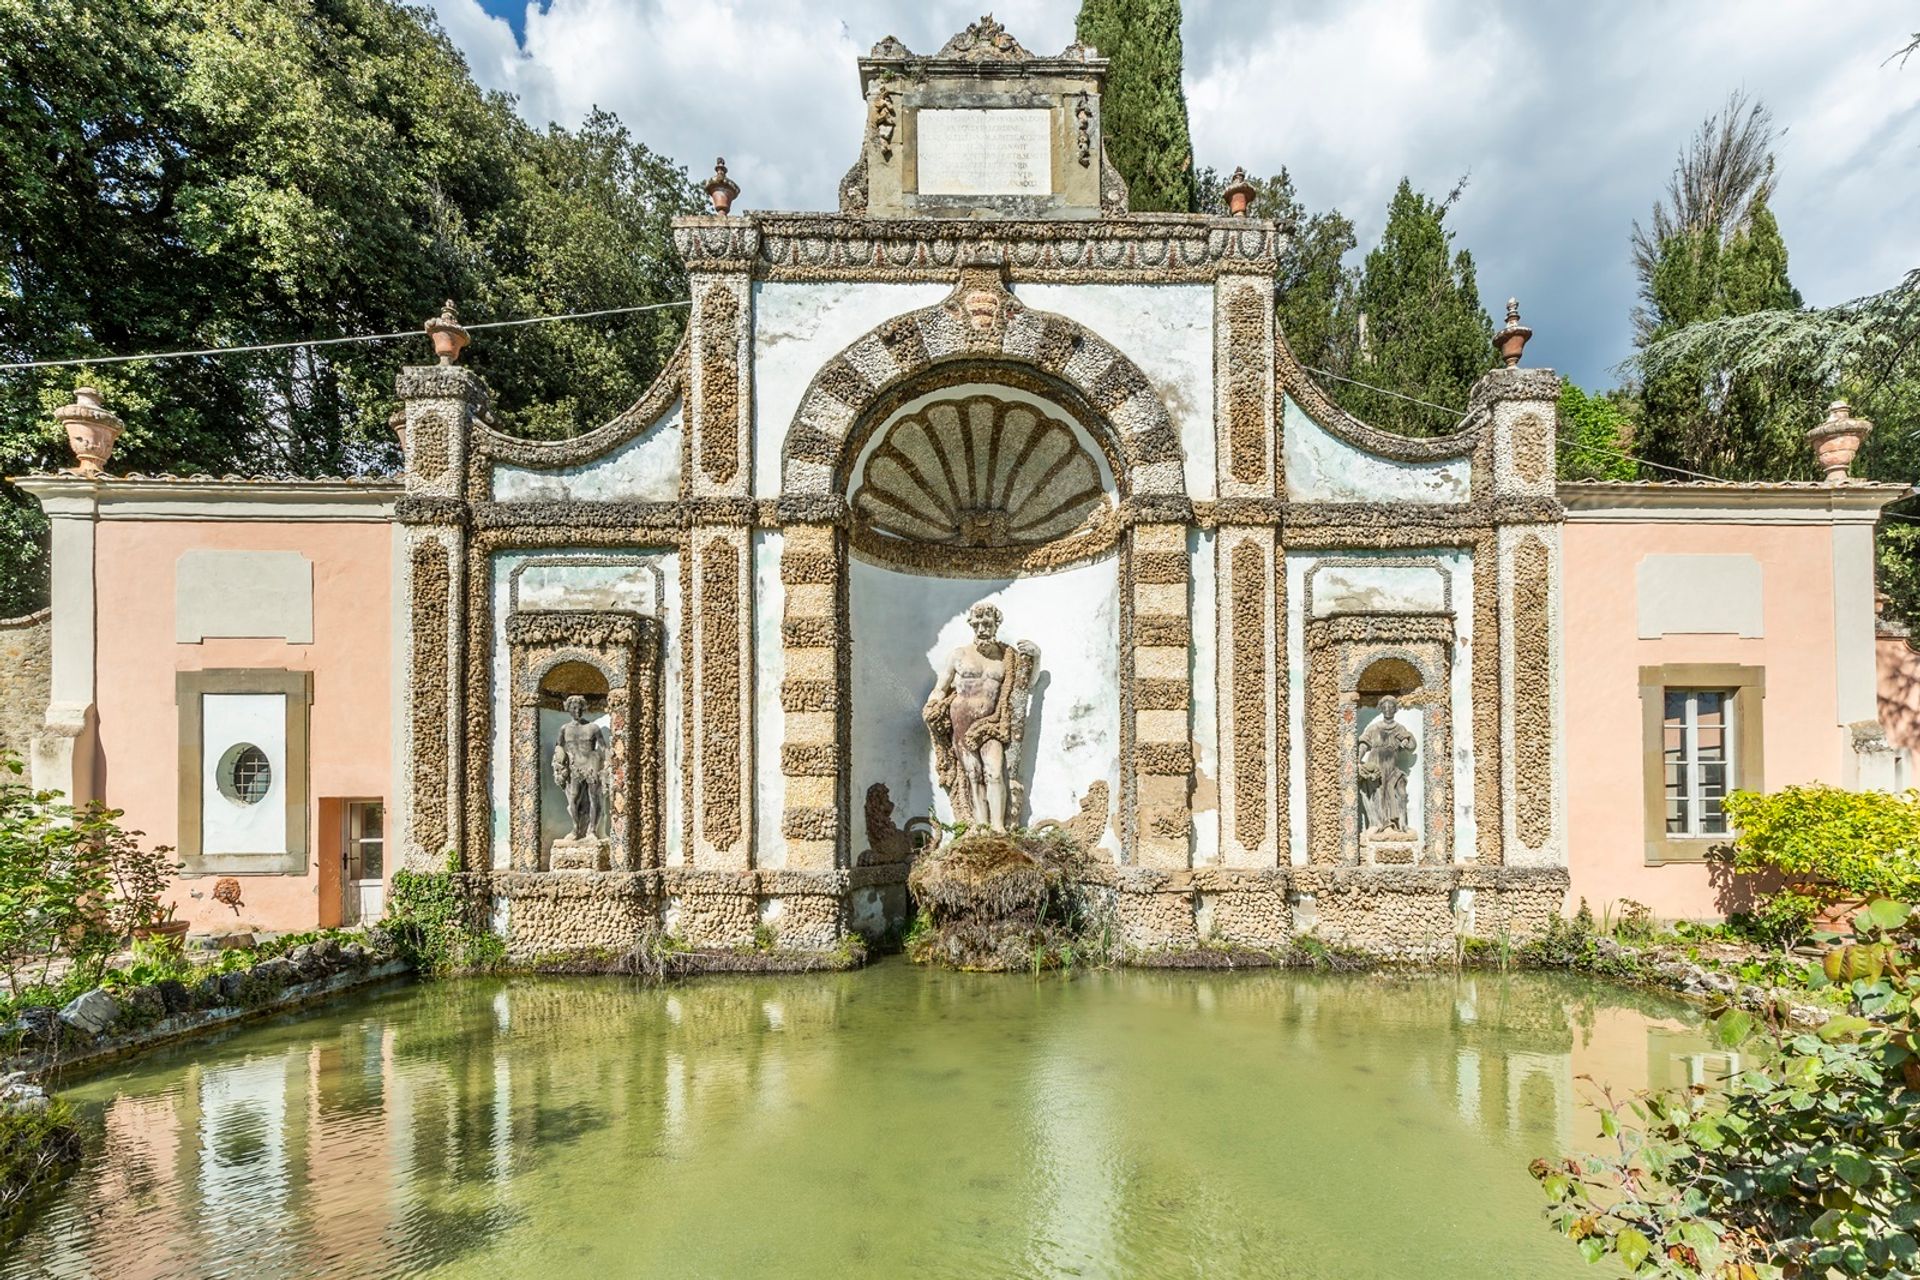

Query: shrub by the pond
[0,1086,81,1240]
[906,827,1107,971]
[1534,898,1920,1278]
[385,860,506,975]
[1722,785,1920,941]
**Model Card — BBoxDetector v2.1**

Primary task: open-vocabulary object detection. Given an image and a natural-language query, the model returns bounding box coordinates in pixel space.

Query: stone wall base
[463,865,911,960]
[1093,865,1569,962]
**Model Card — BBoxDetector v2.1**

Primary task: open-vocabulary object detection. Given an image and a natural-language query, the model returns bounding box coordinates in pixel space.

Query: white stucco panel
[1282,396,1470,505]
[200,693,288,855]
[850,556,1121,852]
[1016,283,1215,500]
[491,401,683,503]
[752,282,952,497]
[1635,554,1763,638]
[176,550,313,644]
[1306,562,1450,618]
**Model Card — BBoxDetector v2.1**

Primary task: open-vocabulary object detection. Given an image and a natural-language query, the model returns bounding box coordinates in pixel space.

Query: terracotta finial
[424,300,469,365]
[706,157,740,215]
[54,386,124,477]
[1806,399,1874,484]
[1493,297,1532,367]
[1223,166,1258,218]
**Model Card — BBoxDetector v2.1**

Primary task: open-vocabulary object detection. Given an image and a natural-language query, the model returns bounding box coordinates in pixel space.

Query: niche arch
[772,262,1193,867]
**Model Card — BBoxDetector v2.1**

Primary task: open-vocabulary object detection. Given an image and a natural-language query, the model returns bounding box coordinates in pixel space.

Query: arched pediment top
[780,264,1186,499]
[1272,326,1485,466]
[479,332,688,471]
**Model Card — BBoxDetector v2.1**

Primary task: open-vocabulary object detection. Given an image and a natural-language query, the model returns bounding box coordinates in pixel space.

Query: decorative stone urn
[1223,166,1257,217]
[705,157,740,214]
[1807,400,1873,483]
[54,387,124,476]
[1493,298,1532,368]
[424,300,469,365]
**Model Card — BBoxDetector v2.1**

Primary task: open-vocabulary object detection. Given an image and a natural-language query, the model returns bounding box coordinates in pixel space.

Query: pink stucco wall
[1880,631,1920,753]
[1563,521,1849,921]
[92,520,392,935]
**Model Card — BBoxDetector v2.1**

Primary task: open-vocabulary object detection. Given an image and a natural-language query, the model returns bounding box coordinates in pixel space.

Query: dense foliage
[0,0,700,614]
[384,859,505,975]
[0,753,178,992]
[1722,786,1920,940]
[0,1096,80,1238]
[1536,898,1920,1278]
[1557,382,1638,481]
[1075,0,1197,213]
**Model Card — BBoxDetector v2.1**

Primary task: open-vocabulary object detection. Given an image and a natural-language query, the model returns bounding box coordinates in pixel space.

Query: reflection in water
[7,963,1711,1280]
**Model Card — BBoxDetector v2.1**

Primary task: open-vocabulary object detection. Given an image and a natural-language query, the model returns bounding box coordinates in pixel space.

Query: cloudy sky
[434,0,1918,390]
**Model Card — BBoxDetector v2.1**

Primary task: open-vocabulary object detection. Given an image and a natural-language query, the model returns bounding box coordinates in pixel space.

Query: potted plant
[83,806,187,950]
[131,901,190,949]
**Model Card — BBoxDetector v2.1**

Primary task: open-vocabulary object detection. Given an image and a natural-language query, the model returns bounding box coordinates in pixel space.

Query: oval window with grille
[216,743,273,806]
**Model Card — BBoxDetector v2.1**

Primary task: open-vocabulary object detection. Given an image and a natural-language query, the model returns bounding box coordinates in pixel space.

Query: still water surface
[7,961,1720,1279]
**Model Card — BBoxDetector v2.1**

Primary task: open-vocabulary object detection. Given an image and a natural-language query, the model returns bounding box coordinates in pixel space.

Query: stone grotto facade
[11,19,1912,958]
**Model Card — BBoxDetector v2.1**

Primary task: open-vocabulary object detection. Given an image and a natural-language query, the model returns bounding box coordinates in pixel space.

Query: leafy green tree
[1195,165,1358,372]
[0,0,697,616]
[1076,0,1197,213]
[1557,382,1638,481]
[1335,179,1495,435]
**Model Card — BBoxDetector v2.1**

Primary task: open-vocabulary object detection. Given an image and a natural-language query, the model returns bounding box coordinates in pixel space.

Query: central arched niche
[845,381,1118,575]
[844,376,1123,853]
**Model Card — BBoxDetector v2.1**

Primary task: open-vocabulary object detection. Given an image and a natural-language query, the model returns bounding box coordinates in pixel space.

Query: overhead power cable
[0,300,694,373]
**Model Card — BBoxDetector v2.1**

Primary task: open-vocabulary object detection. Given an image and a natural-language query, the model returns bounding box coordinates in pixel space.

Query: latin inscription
[916,108,1051,196]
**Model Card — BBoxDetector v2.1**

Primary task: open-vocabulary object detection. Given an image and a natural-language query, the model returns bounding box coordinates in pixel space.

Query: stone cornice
[1559,480,1911,525]
[10,474,400,521]
[673,213,1284,283]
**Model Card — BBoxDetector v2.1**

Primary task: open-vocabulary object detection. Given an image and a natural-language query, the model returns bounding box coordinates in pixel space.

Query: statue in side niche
[551,694,611,842]
[923,602,1039,831]
[1357,695,1417,835]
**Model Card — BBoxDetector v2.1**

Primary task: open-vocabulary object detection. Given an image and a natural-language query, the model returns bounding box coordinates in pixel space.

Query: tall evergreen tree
[1334,179,1495,435]
[1076,0,1197,213]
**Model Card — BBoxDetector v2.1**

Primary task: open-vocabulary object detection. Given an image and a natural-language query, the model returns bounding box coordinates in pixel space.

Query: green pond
[6,960,1722,1279]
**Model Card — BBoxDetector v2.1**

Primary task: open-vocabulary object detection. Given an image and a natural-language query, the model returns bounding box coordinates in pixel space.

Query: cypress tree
[1076,0,1197,213]
[1333,179,1495,435]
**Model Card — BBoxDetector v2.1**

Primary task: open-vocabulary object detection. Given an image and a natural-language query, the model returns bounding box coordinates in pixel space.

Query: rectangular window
[1639,664,1764,864]
[346,801,384,881]
[1662,690,1733,837]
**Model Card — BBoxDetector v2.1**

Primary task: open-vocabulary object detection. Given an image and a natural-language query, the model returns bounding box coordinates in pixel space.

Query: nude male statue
[550,694,611,841]
[923,603,1038,832]
[1357,694,1417,834]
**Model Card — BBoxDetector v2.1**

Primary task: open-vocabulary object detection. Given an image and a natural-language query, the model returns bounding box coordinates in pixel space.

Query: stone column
[683,269,756,872]
[394,364,486,872]
[1479,366,1565,868]
[776,521,846,871]
[20,479,100,805]
[1212,270,1281,866]
[1130,522,1193,868]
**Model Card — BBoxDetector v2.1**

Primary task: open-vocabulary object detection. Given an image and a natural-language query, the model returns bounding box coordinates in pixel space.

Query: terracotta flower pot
[54,387,124,476]
[1223,166,1257,218]
[705,157,740,214]
[424,300,469,365]
[132,918,191,950]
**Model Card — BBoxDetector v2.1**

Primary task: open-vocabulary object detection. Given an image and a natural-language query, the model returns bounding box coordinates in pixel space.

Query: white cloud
[430,0,1920,389]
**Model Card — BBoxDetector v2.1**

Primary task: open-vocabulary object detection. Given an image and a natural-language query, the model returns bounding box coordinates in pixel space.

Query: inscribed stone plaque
[916,109,1051,196]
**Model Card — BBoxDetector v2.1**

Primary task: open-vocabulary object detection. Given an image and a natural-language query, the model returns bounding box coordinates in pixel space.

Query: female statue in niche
[923,602,1039,831]
[1357,694,1417,835]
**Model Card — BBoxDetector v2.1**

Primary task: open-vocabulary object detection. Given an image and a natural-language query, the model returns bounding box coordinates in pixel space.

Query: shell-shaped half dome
[851,394,1112,550]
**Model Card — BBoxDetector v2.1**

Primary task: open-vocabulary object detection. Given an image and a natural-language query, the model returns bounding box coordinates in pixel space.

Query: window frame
[1638,664,1764,865]
[176,669,313,875]
[345,800,384,883]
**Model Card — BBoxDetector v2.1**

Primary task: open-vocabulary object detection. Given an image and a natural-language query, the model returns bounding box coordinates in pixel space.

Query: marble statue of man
[550,694,611,841]
[1357,695,1417,834]
[923,602,1039,832]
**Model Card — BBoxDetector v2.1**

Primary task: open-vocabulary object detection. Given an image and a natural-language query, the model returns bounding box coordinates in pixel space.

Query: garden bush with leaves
[384,858,505,975]
[1535,897,1920,1277]
[1721,785,1920,939]
[0,753,178,992]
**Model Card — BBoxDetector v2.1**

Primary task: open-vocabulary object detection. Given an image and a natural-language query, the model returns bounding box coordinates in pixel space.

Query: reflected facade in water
[10,964,1713,1280]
